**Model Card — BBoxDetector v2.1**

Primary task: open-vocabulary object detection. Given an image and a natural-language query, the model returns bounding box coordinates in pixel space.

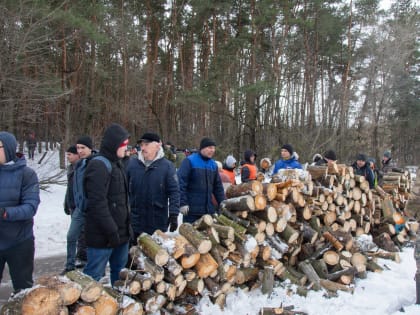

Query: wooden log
[138,233,170,266]
[263,183,278,201]
[253,205,278,223]
[138,290,166,314]
[261,266,275,295]
[311,259,328,279]
[279,224,299,244]
[70,304,96,315]
[235,267,259,285]
[152,230,185,259]
[185,277,205,295]
[254,194,268,210]
[220,208,251,228]
[195,253,219,278]
[298,260,321,290]
[301,224,318,244]
[211,223,235,242]
[36,275,81,306]
[0,286,64,315]
[65,270,103,303]
[326,266,357,282]
[319,279,354,293]
[179,223,212,254]
[192,214,214,230]
[113,279,141,295]
[92,291,118,315]
[226,180,263,198]
[216,214,247,241]
[323,231,344,251]
[366,250,401,262]
[203,277,222,297]
[323,250,340,266]
[118,296,144,315]
[129,247,165,282]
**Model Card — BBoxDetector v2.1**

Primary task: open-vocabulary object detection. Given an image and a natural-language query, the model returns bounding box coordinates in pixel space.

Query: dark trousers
[0,238,34,292]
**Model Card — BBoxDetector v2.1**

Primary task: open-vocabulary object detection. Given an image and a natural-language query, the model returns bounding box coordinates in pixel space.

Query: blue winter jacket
[272,156,303,174]
[0,156,40,250]
[177,152,225,216]
[352,162,375,189]
[126,149,180,235]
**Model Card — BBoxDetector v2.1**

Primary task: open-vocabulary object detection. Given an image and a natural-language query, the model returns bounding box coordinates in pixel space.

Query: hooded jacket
[126,147,180,235]
[83,124,131,248]
[241,150,258,183]
[0,132,40,250]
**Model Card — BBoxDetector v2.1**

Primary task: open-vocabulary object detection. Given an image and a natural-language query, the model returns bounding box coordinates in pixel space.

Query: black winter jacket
[126,148,180,235]
[84,124,131,248]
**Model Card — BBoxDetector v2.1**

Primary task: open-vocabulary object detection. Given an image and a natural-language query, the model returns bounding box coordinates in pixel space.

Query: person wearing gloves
[177,137,225,223]
[0,131,40,293]
[82,123,131,286]
[272,144,302,174]
[126,132,180,241]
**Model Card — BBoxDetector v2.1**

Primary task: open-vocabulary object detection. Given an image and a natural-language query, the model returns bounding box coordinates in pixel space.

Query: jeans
[0,238,34,292]
[83,242,128,286]
[65,207,85,270]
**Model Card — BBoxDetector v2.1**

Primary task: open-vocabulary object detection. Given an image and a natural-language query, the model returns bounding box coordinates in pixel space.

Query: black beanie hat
[281,144,294,156]
[0,131,17,163]
[76,136,93,149]
[200,137,216,150]
[356,153,367,161]
[324,150,337,161]
[66,145,78,154]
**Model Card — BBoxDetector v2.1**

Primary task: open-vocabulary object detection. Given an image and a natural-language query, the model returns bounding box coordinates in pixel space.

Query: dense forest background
[0,0,418,168]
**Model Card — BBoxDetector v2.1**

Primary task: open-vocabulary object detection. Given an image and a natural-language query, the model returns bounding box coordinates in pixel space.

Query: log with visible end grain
[222,195,256,211]
[226,180,263,198]
[185,278,205,295]
[301,224,318,244]
[263,183,278,201]
[254,194,268,210]
[351,252,367,273]
[138,233,170,266]
[323,250,340,266]
[129,247,165,282]
[36,275,81,306]
[319,279,354,293]
[139,290,167,314]
[326,266,357,282]
[69,303,95,315]
[113,279,141,295]
[279,224,299,244]
[366,250,401,262]
[235,267,260,285]
[152,230,185,259]
[212,223,235,242]
[192,214,214,230]
[179,223,212,254]
[195,252,219,278]
[92,291,118,315]
[1,286,63,315]
[323,231,344,251]
[65,270,103,303]
[373,232,399,252]
[119,296,144,315]
[165,256,183,277]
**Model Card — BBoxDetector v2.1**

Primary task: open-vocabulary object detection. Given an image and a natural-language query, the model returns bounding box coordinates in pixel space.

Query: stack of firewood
[1,163,415,315]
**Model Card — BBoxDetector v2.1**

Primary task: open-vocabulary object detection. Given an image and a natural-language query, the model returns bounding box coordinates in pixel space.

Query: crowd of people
[0,124,399,294]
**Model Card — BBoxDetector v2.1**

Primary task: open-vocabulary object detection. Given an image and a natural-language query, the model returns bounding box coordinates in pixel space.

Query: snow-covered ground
[26,150,420,315]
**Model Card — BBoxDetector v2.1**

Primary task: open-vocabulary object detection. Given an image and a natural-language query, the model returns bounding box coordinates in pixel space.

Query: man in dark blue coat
[83,123,131,286]
[126,132,180,240]
[177,137,225,223]
[0,131,40,293]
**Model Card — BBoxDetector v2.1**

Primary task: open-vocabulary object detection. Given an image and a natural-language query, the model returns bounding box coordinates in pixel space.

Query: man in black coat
[126,132,180,240]
[82,123,131,286]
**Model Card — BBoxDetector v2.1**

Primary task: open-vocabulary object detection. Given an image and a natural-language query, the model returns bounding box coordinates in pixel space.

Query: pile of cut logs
[1,163,416,315]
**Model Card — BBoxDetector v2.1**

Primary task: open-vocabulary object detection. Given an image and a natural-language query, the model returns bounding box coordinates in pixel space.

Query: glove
[180,205,189,216]
[0,208,6,219]
[168,214,178,232]
[64,207,70,215]
[107,233,121,248]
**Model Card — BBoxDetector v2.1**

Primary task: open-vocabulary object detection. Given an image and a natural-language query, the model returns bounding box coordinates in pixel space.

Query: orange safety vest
[221,168,236,185]
[241,163,257,181]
